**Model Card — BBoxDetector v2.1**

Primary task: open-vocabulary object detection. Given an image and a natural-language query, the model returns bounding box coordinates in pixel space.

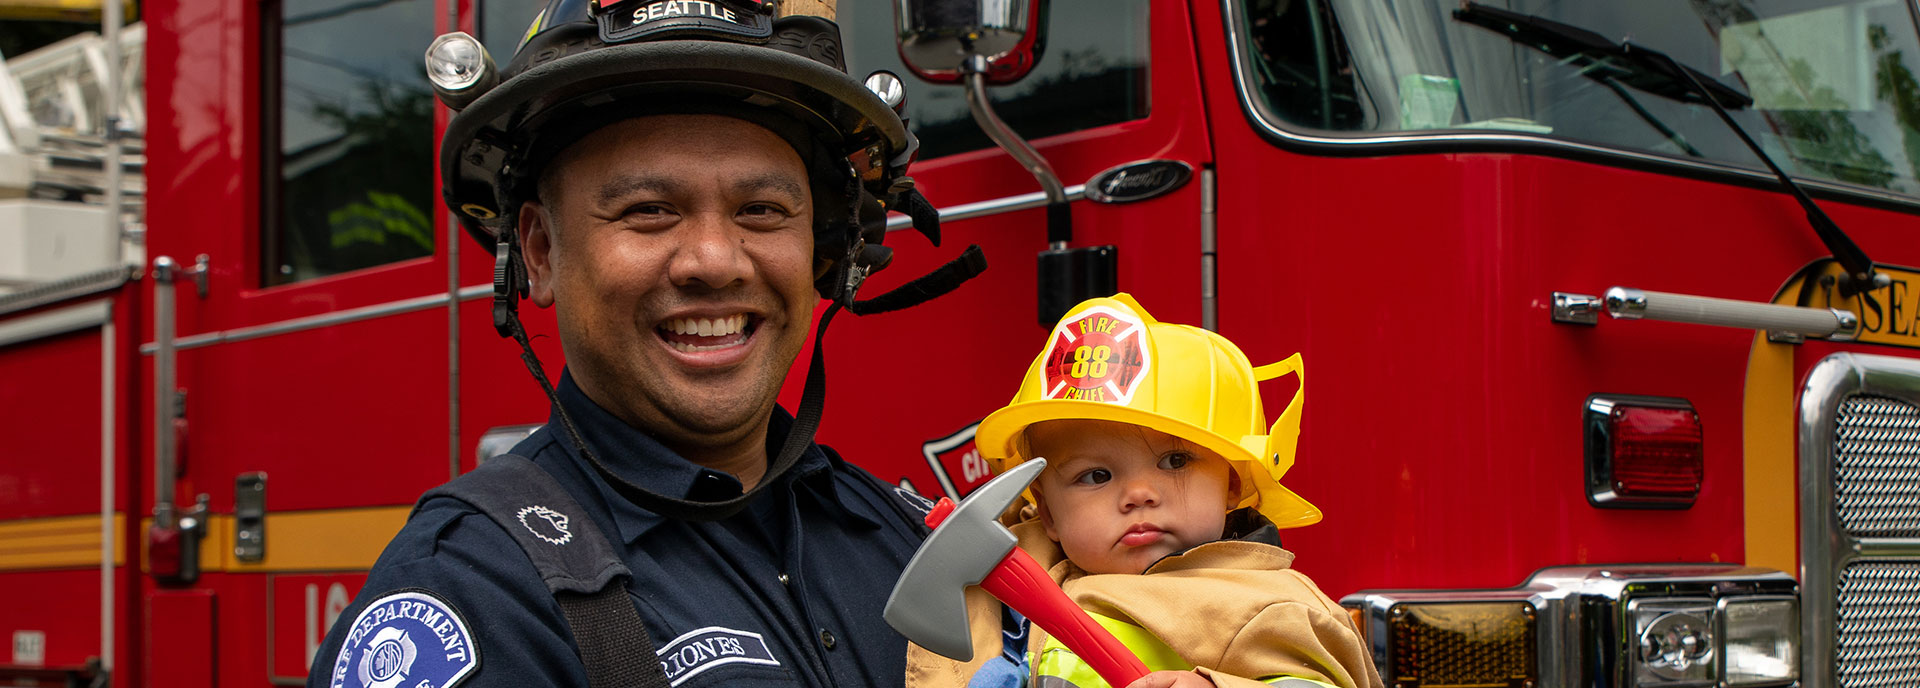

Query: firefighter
[309,1,980,686]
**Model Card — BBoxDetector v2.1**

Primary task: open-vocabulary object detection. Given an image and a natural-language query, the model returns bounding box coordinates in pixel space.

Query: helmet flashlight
[425,32,497,111]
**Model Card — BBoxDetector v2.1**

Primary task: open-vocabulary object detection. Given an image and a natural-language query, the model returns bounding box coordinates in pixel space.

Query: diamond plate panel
[1835,396,1920,538]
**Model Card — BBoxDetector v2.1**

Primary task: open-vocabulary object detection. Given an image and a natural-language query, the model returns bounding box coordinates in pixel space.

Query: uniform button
[690,471,742,499]
[819,629,836,650]
[778,573,790,585]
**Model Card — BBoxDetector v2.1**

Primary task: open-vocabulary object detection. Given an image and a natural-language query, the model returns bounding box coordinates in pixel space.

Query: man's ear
[518,200,557,308]
[1227,467,1246,504]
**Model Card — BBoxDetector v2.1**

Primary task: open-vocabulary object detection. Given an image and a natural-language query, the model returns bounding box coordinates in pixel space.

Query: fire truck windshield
[1234,0,1920,198]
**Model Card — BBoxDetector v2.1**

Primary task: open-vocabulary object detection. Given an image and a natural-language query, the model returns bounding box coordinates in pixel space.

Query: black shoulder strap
[419,455,670,688]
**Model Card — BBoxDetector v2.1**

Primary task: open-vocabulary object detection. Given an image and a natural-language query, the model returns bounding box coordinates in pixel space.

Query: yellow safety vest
[1030,612,1343,688]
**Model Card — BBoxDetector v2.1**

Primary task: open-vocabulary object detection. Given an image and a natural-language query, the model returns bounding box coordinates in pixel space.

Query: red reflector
[1586,396,1703,508]
[1613,406,1703,496]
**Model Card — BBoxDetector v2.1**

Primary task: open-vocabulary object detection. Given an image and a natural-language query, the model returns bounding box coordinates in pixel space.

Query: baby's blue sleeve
[966,607,1031,688]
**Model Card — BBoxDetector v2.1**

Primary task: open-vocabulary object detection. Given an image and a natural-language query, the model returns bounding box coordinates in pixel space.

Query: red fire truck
[6,0,1920,686]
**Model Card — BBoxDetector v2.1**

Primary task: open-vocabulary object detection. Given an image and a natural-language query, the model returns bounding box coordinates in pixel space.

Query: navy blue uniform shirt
[309,372,934,687]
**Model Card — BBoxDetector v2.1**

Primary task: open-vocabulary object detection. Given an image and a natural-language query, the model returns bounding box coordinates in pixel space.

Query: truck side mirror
[894,0,1048,84]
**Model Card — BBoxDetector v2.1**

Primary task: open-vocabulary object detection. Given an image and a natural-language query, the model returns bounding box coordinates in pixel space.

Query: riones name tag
[655,626,782,686]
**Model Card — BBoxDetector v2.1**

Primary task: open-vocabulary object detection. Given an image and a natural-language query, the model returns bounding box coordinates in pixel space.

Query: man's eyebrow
[732,172,807,200]
[595,175,684,206]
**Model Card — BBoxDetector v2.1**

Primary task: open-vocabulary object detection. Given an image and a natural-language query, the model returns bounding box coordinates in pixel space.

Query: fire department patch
[1039,306,1151,405]
[329,589,478,688]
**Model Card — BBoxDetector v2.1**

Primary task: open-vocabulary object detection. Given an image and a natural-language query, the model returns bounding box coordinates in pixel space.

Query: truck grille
[1834,394,1920,688]
[1802,355,1920,688]
[1835,396,1920,538]
[1836,560,1920,688]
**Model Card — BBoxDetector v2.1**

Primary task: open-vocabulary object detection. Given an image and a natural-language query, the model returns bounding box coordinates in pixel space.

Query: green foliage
[1759,52,1895,189]
[1871,24,1920,185]
[276,79,436,281]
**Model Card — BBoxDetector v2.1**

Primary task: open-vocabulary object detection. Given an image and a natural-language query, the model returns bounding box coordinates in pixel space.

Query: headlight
[1631,599,1715,685]
[1345,565,1799,688]
[1719,597,1799,687]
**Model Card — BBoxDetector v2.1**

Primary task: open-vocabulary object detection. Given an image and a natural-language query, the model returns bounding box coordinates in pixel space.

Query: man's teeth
[663,315,748,338]
[660,315,751,351]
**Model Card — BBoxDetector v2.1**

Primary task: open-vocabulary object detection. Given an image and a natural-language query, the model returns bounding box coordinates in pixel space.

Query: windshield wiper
[1455,2,1886,294]
[1455,3,1752,108]
[1594,77,1706,158]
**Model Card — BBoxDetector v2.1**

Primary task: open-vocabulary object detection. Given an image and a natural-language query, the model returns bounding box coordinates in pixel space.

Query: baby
[905,295,1382,688]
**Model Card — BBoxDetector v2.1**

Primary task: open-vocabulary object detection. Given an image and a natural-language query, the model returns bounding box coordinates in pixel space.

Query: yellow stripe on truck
[132,506,411,574]
[211,506,410,572]
[0,513,125,571]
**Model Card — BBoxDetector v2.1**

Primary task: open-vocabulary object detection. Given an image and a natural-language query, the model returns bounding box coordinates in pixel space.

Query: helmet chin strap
[487,198,985,521]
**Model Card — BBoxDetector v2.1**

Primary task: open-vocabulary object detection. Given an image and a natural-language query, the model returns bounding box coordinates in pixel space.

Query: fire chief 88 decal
[1040,305,1151,404]
[329,589,478,688]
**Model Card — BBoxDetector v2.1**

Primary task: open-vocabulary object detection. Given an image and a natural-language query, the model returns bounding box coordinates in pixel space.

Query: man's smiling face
[519,114,817,458]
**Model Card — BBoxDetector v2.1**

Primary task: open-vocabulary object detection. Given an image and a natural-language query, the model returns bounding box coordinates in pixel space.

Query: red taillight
[1613,407,1704,496]
[1587,396,1703,508]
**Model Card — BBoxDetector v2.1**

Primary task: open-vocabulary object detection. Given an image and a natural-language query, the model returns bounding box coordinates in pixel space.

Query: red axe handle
[981,547,1151,687]
[923,498,1150,687]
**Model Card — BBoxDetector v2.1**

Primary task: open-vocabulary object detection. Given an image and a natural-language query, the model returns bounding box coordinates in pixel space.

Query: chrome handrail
[1603,286,1859,339]
[885,185,1089,232]
[151,256,177,524]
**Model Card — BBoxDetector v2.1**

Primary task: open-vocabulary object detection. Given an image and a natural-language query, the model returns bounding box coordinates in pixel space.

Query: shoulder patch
[516,504,574,545]
[329,589,479,688]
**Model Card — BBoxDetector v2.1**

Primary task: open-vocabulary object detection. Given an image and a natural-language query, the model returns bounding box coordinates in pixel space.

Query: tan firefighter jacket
[904,512,1385,688]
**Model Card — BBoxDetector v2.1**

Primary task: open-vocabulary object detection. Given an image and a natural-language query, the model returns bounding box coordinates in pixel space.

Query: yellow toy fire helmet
[974,294,1321,529]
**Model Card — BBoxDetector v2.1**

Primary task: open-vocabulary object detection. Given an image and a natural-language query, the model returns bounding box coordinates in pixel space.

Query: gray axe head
[883,458,1048,661]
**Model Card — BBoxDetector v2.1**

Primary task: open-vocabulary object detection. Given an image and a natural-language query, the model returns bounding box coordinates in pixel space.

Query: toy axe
[884,459,1149,687]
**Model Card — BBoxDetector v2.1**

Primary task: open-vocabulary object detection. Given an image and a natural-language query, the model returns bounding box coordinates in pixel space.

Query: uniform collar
[1219,507,1282,547]
[549,369,863,543]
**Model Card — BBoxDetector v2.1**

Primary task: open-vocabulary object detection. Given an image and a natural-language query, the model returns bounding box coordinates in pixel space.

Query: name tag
[655,626,782,686]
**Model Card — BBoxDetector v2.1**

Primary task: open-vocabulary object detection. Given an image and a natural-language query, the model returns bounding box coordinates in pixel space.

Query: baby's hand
[1125,670,1212,688]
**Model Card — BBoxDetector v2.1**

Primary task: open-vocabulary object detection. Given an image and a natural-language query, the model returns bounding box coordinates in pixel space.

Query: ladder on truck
[0,23,145,301]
